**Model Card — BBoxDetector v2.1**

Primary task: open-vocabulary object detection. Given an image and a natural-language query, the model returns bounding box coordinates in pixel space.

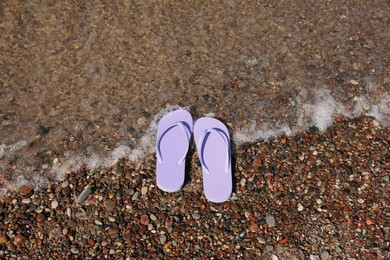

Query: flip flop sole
[194,117,232,203]
[156,109,192,192]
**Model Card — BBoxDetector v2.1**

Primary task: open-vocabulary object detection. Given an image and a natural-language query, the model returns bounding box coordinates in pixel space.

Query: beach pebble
[141,186,148,195]
[310,255,320,260]
[132,191,139,201]
[266,215,276,227]
[160,234,167,245]
[77,186,92,203]
[271,254,279,260]
[298,203,304,211]
[320,251,330,260]
[265,244,274,252]
[192,213,201,220]
[19,185,33,196]
[51,200,59,209]
[150,214,157,221]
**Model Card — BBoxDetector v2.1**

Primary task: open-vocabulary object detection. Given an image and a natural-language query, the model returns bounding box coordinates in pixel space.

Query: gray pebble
[77,186,92,204]
[265,244,274,252]
[320,251,330,260]
[265,214,276,227]
[150,214,157,221]
[271,255,278,260]
[310,255,320,260]
[160,234,167,245]
[132,191,139,201]
[336,247,342,253]
[70,247,79,254]
[192,213,201,220]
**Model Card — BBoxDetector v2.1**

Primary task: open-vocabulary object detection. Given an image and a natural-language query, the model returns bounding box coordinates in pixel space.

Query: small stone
[320,251,330,260]
[19,185,33,196]
[150,214,157,221]
[87,239,95,246]
[132,191,139,201]
[336,247,342,253]
[22,198,31,204]
[160,234,167,245]
[36,213,46,222]
[141,186,148,195]
[105,200,116,211]
[51,200,59,209]
[265,214,276,227]
[357,198,364,204]
[140,214,149,225]
[77,186,92,204]
[192,213,201,220]
[265,244,274,252]
[71,247,79,254]
[298,203,304,211]
[13,235,25,246]
[62,228,68,235]
[310,255,320,260]
[350,79,359,85]
[271,254,279,260]
[108,216,116,222]
[0,236,8,244]
[253,157,262,166]
[61,181,69,188]
[107,228,119,237]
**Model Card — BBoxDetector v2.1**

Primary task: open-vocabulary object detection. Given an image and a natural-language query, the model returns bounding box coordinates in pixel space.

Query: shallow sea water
[0,1,389,196]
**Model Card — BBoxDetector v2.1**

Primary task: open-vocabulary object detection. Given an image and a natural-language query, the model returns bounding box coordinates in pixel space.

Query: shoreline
[1,116,388,258]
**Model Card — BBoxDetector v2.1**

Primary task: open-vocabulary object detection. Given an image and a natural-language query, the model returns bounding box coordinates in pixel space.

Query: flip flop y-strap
[198,128,231,175]
[156,121,191,165]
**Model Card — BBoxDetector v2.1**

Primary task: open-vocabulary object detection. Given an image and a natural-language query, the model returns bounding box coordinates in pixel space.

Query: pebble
[105,200,116,211]
[77,186,92,204]
[36,213,46,222]
[0,236,8,244]
[320,251,330,260]
[140,214,149,225]
[271,254,279,260]
[160,234,167,245]
[141,186,148,195]
[192,213,201,220]
[22,198,31,204]
[19,185,33,196]
[70,247,79,254]
[13,235,25,246]
[132,191,139,201]
[310,254,320,260]
[107,228,119,237]
[265,244,274,252]
[150,214,157,221]
[51,200,59,209]
[265,214,276,227]
[350,79,359,85]
[297,203,304,211]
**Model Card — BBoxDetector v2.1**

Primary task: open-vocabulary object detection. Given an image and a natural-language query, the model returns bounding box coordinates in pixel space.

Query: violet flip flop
[194,117,232,203]
[156,109,193,192]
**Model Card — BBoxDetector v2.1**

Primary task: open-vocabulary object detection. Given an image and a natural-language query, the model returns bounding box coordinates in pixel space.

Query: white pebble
[51,200,59,209]
[297,203,304,211]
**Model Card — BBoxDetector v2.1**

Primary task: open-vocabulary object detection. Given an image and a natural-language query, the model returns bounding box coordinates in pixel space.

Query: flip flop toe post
[194,117,232,203]
[156,109,193,192]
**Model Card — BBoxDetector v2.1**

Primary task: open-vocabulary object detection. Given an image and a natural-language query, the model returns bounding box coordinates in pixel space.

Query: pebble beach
[1,0,389,259]
[1,116,389,259]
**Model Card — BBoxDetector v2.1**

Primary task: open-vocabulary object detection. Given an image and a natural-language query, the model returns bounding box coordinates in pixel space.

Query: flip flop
[156,109,193,192]
[194,117,232,203]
